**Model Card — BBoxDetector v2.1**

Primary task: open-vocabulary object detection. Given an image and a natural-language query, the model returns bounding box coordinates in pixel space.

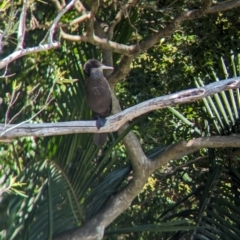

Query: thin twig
[4,91,20,126]
[46,0,78,44]
[160,156,208,180]
[70,14,90,26]
[109,0,138,39]
[7,87,42,125]
[1,98,54,136]
[1,81,56,136]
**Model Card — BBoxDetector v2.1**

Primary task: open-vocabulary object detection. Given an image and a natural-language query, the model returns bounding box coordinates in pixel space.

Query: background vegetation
[0,0,240,239]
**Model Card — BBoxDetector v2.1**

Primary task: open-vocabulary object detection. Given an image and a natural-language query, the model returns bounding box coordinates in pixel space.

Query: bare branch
[0,77,240,138]
[1,81,56,136]
[1,0,238,73]
[53,135,240,240]
[138,0,240,53]
[0,0,77,70]
[61,0,66,7]
[0,43,60,70]
[208,0,240,13]
[70,14,90,26]
[0,32,3,52]
[195,0,213,17]
[4,90,20,126]
[59,0,240,87]
[74,0,87,13]
[45,0,78,44]
[108,0,138,39]
[60,29,134,55]
[84,0,100,39]
[50,0,63,11]
[159,156,208,180]
[69,0,88,28]
[6,87,41,125]
[1,98,54,137]
[0,65,16,78]
[152,136,240,171]
[89,0,99,17]
[17,0,28,49]
[63,0,240,56]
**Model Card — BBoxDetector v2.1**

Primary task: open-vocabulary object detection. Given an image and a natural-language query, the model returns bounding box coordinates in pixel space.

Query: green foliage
[1,1,240,240]
[108,50,240,239]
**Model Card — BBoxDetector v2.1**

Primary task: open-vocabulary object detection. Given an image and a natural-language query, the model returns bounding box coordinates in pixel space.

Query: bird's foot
[96,117,107,129]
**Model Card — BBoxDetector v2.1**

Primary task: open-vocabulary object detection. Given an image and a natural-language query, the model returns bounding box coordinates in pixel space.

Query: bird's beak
[100,65,114,70]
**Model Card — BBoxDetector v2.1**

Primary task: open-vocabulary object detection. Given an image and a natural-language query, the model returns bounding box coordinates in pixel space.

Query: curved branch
[137,0,238,52]
[151,136,240,171]
[0,77,239,138]
[0,0,77,70]
[0,43,60,70]
[60,0,240,87]
[108,55,134,86]
[60,30,134,56]
[17,0,28,50]
[54,135,240,240]
[108,0,139,39]
[50,0,64,11]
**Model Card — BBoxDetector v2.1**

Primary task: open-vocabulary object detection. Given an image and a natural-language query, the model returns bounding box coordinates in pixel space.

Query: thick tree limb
[60,30,135,56]
[0,77,239,139]
[53,135,240,240]
[111,90,148,174]
[108,55,134,86]
[151,136,240,171]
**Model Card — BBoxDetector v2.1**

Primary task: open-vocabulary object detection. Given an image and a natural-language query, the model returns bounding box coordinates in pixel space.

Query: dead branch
[0,77,239,139]
[0,43,60,70]
[0,0,77,71]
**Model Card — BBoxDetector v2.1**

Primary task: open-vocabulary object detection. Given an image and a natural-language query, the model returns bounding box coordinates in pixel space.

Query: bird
[84,59,113,146]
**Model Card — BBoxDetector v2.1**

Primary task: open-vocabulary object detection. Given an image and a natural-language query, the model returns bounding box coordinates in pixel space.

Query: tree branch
[0,77,239,138]
[54,135,240,240]
[151,136,240,171]
[0,43,60,70]
[0,0,77,71]
[60,29,134,56]
[108,55,134,86]
[17,0,28,50]
[108,0,139,39]
[50,0,64,11]
[44,0,78,44]
[60,0,240,86]
[62,0,240,56]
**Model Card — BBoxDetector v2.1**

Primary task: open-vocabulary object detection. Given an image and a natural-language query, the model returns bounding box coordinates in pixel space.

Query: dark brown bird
[84,59,113,146]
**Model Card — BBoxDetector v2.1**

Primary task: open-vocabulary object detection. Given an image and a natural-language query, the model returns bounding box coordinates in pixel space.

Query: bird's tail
[93,133,108,146]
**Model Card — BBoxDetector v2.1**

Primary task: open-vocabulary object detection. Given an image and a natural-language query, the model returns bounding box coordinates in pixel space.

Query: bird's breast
[86,77,112,115]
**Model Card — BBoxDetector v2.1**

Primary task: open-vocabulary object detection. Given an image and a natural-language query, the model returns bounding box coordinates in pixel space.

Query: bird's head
[83,59,114,76]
